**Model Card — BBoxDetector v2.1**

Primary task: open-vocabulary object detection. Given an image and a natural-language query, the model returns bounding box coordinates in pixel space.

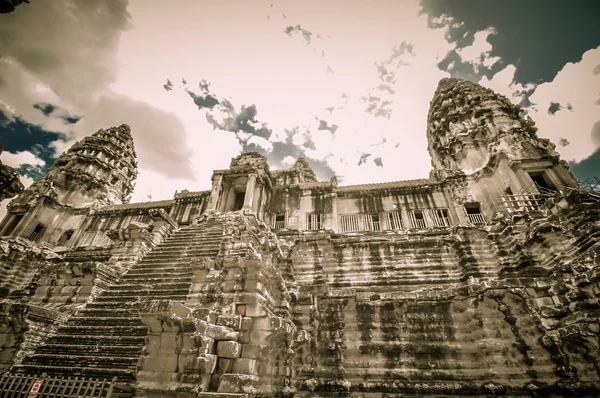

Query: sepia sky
[0,0,599,214]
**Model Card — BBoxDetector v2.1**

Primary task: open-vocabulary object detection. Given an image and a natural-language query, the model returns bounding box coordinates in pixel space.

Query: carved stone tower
[427,78,579,218]
[0,124,138,245]
[206,152,272,221]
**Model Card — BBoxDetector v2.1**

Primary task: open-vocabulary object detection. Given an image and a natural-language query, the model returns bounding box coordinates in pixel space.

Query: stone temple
[0,78,599,397]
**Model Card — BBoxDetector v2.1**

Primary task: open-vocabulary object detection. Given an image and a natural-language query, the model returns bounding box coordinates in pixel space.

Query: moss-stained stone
[1,81,600,397]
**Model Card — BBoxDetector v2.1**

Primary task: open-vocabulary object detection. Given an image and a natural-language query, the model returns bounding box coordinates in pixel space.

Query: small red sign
[29,379,43,396]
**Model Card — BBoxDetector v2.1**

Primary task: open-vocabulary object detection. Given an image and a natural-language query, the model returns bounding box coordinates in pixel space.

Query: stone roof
[96,199,175,213]
[298,181,332,190]
[338,178,434,193]
[174,190,210,199]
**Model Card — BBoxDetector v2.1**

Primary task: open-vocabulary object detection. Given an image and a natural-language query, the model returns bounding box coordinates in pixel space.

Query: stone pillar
[242,175,257,213]
[13,202,42,238]
[328,192,338,232]
[207,174,224,212]
[252,183,261,214]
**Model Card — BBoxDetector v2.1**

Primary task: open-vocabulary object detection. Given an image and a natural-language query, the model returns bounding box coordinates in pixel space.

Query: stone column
[328,192,338,232]
[206,174,224,212]
[242,174,257,213]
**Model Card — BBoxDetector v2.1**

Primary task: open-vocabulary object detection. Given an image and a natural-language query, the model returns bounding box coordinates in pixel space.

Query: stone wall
[283,192,600,396]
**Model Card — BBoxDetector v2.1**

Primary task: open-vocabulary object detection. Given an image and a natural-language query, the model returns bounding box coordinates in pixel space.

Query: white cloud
[1,151,45,169]
[527,46,600,162]
[480,64,535,105]
[281,156,296,166]
[3,0,596,203]
[456,28,498,72]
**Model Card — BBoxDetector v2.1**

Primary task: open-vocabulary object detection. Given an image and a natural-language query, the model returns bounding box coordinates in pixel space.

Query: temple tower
[206,152,272,221]
[0,124,138,245]
[426,78,579,218]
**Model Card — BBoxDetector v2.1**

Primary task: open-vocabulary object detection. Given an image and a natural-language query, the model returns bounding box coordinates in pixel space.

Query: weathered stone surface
[217,374,259,394]
[217,340,242,358]
[0,82,599,397]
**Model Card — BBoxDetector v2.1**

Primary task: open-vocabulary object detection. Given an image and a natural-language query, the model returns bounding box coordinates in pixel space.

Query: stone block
[249,330,271,345]
[218,358,233,373]
[298,293,313,305]
[218,340,242,358]
[217,374,259,394]
[241,344,263,359]
[245,303,269,317]
[193,308,219,323]
[195,354,218,374]
[192,334,215,354]
[238,330,250,344]
[180,354,217,374]
[192,269,209,283]
[232,358,259,375]
[240,317,253,331]
[217,314,242,329]
[205,323,239,341]
[181,373,212,391]
[534,297,554,307]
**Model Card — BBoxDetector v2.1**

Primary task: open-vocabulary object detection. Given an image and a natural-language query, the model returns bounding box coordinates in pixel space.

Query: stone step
[23,353,139,369]
[158,236,223,244]
[121,270,192,278]
[46,334,146,346]
[76,308,139,317]
[69,316,144,326]
[119,275,192,283]
[87,297,188,306]
[37,343,143,356]
[146,248,221,256]
[163,235,223,242]
[127,263,194,271]
[12,364,136,382]
[94,294,189,303]
[196,394,248,398]
[139,252,219,261]
[57,325,147,336]
[104,282,192,291]
[98,288,190,297]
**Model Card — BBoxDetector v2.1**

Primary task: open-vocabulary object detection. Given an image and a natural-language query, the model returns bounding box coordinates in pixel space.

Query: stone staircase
[11,220,224,382]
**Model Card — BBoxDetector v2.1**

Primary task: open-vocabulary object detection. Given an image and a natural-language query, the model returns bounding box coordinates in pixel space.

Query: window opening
[465,203,485,224]
[58,229,75,246]
[234,191,246,211]
[28,223,46,242]
[432,208,450,227]
[371,214,380,231]
[306,213,323,230]
[409,210,426,229]
[274,213,286,229]
[528,171,556,193]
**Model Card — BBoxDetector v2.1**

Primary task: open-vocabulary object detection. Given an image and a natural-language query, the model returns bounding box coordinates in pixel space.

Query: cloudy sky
[1,0,599,216]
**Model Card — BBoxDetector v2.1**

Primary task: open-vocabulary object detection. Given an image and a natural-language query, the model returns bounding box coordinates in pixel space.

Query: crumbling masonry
[0,78,599,397]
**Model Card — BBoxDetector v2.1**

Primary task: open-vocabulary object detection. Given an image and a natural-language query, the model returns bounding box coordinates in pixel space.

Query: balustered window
[340,213,381,233]
[273,212,286,229]
[408,210,427,229]
[465,203,485,224]
[28,223,46,242]
[306,212,323,230]
[432,208,450,227]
